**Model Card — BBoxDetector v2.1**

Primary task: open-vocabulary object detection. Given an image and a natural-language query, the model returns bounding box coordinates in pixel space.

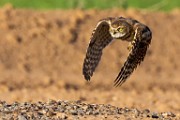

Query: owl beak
[109,29,117,34]
[113,31,117,34]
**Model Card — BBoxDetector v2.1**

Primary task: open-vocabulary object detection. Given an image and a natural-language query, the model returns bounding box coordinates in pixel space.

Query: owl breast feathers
[82,17,152,87]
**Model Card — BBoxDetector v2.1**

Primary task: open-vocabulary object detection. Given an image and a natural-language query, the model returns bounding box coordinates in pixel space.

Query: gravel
[0,100,179,120]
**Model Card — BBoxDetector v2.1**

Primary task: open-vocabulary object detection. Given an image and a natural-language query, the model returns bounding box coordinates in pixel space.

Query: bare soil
[0,5,180,119]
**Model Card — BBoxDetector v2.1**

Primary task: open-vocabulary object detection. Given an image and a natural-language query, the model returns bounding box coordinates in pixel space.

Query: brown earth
[0,5,180,119]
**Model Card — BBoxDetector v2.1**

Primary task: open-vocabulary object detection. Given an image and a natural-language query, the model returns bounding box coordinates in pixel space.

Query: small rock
[37,111,44,116]
[73,116,79,120]
[132,108,140,117]
[152,112,159,118]
[142,109,150,114]
[66,106,72,110]
[18,115,27,120]
[85,109,93,115]
[60,113,68,119]
[3,108,12,114]
[77,109,85,115]
[93,110,99,115]
[48,99,57,105]
[147,114,150,117]
[162,112,176,117]
[82,105,88,111]
[70,110,78,115]
[46,110,56,117]
[124,107,130,112]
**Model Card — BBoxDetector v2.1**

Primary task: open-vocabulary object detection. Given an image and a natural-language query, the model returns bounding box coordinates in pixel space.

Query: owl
[82,17,152,87]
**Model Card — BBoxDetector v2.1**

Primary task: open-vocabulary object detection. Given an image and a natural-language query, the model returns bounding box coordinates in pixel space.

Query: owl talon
[127,44,132,51]
[127,41,135,51]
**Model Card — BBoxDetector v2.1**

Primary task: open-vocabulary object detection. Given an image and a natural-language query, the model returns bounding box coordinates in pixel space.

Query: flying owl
[82,17,152,87]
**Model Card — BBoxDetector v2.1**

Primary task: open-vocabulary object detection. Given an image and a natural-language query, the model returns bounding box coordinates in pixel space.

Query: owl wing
[83,19,113,81]
[114,25,152,87]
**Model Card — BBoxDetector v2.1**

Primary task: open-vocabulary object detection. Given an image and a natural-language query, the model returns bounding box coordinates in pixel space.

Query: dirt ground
[0,5,180,119]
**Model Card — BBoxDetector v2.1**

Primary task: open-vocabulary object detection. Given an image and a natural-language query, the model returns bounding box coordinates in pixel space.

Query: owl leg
[127,40,135,51]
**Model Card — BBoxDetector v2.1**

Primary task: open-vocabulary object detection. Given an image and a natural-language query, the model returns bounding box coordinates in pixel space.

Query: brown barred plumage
[83,20,113,80]
[83,17,152,86]
[114,25,151,86]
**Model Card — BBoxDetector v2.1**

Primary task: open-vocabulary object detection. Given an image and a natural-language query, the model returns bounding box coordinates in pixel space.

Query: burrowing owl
[83,17,152,87]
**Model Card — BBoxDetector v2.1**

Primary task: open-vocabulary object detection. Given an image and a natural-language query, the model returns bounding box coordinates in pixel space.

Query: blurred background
[0,0,180,11]
[0,0,179,114]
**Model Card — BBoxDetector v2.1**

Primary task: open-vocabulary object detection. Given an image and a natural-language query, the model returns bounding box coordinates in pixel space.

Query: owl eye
[118,27,124,33]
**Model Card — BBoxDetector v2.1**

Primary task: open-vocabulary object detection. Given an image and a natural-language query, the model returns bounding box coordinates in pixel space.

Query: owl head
[109,19,132,39]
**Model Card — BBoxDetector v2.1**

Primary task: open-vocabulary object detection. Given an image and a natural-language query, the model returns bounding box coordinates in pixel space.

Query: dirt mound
[0,5,179,117]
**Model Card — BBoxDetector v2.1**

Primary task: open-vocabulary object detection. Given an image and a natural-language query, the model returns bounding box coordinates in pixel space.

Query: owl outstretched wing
[114,25,152,87]
[83,19,113,81]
